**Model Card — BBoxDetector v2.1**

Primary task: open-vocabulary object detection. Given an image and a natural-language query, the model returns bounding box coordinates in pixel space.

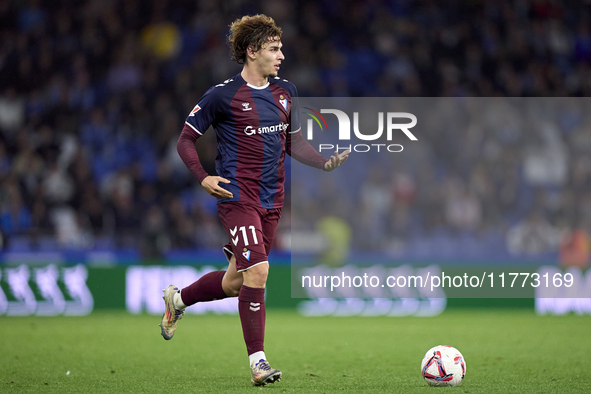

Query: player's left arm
[285,82,349,171]
[287,130,350,171]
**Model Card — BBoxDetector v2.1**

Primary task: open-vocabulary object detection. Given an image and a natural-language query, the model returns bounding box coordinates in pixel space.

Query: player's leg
[222,254,243,297]
[177,244,240,306]
[242,261,268,288]
[237,207,283,386]
[159,267,230,340]
[240,262,269,359]
[159,247,238,341]
[240,262,281,386]
[215,202,280,385]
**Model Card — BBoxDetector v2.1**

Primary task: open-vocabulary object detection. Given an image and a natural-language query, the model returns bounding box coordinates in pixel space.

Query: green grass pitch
[1,309,589,393]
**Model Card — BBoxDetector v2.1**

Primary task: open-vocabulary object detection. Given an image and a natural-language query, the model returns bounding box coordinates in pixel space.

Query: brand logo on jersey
[242,102,252,111]
[189,104,201,116]
[244,122,289,136]
[230,226,239,245]
[215,78,234,87]
[279,95,288,111]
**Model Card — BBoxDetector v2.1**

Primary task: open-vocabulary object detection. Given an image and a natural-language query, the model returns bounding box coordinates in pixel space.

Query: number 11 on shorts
[231,225,259,246]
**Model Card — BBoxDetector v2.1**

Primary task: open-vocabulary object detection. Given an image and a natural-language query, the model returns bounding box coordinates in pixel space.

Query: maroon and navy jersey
[184,74,301,209]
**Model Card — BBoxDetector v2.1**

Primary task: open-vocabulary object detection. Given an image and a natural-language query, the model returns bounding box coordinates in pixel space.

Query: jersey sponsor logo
[242,102,252,111]
[244,122,289,136]
[189,104,201,116]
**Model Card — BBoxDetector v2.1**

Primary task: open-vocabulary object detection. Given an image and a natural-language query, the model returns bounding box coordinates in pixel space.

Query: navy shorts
[217,202,282,272]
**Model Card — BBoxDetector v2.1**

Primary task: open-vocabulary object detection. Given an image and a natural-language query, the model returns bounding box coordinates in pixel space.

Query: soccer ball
[420,345,466,387]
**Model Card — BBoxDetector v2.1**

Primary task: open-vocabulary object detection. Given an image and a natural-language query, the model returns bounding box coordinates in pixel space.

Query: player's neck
[241,67,268,87]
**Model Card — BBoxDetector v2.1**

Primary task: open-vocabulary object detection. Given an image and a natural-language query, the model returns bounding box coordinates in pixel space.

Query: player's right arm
[200,175,233,199]
[176,88,233,199]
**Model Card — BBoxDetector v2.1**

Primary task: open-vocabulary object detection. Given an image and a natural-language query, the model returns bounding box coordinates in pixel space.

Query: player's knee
[222,277,242,297]
[225,286,240,297]
[222,270,243,297]
[244,263,269,288]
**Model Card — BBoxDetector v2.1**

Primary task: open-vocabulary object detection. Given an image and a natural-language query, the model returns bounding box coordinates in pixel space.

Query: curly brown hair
[228,15,282,64]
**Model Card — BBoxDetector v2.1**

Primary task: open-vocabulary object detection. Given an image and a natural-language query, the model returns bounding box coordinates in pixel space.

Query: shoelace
[256,360,271,371]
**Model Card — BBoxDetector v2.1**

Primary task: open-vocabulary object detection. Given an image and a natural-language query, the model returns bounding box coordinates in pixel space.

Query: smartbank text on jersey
[244,122,289,135]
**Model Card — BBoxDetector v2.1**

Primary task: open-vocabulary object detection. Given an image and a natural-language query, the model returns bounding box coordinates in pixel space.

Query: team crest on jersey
[189,104,201,116]
[279,95,288,111]
[242,248,251,261]
[242,102,252,111]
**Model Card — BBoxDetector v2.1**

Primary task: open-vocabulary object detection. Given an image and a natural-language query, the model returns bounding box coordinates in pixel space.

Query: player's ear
[246,45,257,61]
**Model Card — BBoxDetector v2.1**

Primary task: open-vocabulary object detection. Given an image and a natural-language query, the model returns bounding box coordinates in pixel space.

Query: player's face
[253,38,284,78]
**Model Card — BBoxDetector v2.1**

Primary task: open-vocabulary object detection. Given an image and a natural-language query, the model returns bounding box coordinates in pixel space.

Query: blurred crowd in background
[0,0,590,265]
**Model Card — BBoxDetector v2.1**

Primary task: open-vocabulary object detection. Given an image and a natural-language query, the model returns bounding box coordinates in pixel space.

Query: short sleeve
[184,87,221,136]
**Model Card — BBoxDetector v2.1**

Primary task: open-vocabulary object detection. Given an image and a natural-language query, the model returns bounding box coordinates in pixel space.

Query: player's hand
[324,150,350,171]
[201,176,234,199]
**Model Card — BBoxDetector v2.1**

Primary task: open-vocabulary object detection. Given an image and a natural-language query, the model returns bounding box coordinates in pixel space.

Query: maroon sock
[180,270,228,306]
[238,285,266,355]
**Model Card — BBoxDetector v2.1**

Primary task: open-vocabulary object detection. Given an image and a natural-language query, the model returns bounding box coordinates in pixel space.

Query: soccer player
[159,14,349,386]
